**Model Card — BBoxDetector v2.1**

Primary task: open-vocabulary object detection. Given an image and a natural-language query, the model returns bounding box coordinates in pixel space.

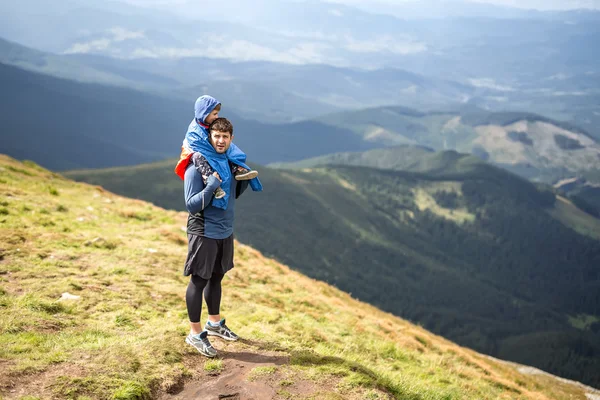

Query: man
[183,117,249,358]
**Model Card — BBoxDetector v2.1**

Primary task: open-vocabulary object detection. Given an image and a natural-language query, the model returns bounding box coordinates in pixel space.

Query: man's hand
[213,171,222,182]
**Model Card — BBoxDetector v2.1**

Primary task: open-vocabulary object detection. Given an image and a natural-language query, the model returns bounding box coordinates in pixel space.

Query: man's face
[210,130,233,153]
[204,108,220,125]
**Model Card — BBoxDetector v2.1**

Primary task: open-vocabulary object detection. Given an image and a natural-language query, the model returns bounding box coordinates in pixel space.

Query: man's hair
[209,118,233,135]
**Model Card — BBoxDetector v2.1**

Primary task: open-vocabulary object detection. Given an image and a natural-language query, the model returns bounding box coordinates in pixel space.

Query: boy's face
[210,130,233,153]
[204,108,220,125]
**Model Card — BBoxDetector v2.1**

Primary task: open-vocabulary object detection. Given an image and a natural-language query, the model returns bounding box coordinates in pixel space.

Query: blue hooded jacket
[183,95,263,210]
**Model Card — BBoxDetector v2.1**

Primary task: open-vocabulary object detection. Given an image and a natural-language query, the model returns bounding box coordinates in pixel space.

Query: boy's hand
[212,171,222,182]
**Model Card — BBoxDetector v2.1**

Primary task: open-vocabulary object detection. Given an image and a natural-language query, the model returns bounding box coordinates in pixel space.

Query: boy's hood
[194,95,220,124]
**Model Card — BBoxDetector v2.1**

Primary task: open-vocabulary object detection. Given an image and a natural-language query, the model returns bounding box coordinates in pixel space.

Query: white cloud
[108,27,145,42]
[468,78,516,92]
[546,73,570,81]
[64,38,111,54]
[123,38,337,64]
[130,48,160,58]
[344,35,427,55]
[329,9,344,16]
[552,91,588,96]
[63,27,145,55]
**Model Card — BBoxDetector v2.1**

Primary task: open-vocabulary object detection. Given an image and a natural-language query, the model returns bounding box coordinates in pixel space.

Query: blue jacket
[183,96,262,210]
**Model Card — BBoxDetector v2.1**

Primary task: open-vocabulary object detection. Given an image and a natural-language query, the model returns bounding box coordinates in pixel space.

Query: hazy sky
[328,0,600,10]
[120,0,600,10]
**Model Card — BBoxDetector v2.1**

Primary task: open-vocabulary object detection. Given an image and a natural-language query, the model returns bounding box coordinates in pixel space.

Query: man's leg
[186,274,209,334]
[204,237,238,341]
[204,271,224,324]
[204,273,239,340]
[185,274,218,357]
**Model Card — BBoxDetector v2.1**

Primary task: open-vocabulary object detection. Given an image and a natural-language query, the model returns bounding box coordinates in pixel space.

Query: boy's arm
[184,164,221,214]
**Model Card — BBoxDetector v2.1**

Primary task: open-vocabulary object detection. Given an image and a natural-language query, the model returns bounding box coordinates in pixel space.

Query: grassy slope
[549,196,600,240]
[1,155,597,400]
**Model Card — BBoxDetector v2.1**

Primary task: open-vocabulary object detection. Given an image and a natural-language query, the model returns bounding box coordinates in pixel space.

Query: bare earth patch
[161,339,301,400]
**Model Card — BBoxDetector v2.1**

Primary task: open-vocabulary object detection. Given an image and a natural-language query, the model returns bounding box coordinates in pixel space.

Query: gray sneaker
[214,187,226,199]
[185,331,217,357]
[205,318,239,341]
[234,170,258,181]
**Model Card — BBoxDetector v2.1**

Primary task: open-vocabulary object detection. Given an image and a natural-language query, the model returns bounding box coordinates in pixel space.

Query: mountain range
[2,57,599,194]
[1,0,600,133]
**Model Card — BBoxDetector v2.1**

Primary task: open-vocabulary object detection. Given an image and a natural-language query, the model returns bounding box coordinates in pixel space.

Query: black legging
[186,272,225,323]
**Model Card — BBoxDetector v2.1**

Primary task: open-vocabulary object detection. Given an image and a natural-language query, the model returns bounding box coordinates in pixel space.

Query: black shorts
[184,234,234,279]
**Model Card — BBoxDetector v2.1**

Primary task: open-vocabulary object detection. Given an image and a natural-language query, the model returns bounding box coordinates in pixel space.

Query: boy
[175,95,260,199]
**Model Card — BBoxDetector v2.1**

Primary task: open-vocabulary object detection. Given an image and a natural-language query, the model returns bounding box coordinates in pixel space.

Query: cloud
[64,39,111,54]
[63,27,146,55]
[468,78,516,92]
[108,27,145,42]
[125,38,338,65]
[194,34,336,64]
[344,35,427,55]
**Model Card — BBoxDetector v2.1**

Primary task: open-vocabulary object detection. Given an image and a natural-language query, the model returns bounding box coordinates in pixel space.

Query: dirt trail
[161,339,296,400]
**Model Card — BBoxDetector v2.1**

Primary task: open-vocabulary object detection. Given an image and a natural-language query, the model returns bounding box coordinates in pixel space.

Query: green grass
[0,154,595,399]
[247,366,277,381]
[568,314,600,331]
[549,196,600,240]
[203,359,224,373]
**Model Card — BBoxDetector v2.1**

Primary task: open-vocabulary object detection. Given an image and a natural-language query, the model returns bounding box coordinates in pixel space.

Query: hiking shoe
[214,187,226,199]
[185,331,217,357]
[205,318,239,341]
[234,169,258,181]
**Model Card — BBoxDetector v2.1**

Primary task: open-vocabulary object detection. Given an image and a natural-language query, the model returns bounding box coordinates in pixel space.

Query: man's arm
[184,164,221,214]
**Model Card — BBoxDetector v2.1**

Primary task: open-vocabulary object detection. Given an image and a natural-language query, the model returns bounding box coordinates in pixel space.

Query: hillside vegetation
[65,151,600,389]
[5,154,600,399]
[273,146,600,219]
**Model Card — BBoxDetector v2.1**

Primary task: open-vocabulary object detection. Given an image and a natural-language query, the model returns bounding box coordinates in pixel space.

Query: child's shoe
[214,187,226,199]
[234,168,258,181]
